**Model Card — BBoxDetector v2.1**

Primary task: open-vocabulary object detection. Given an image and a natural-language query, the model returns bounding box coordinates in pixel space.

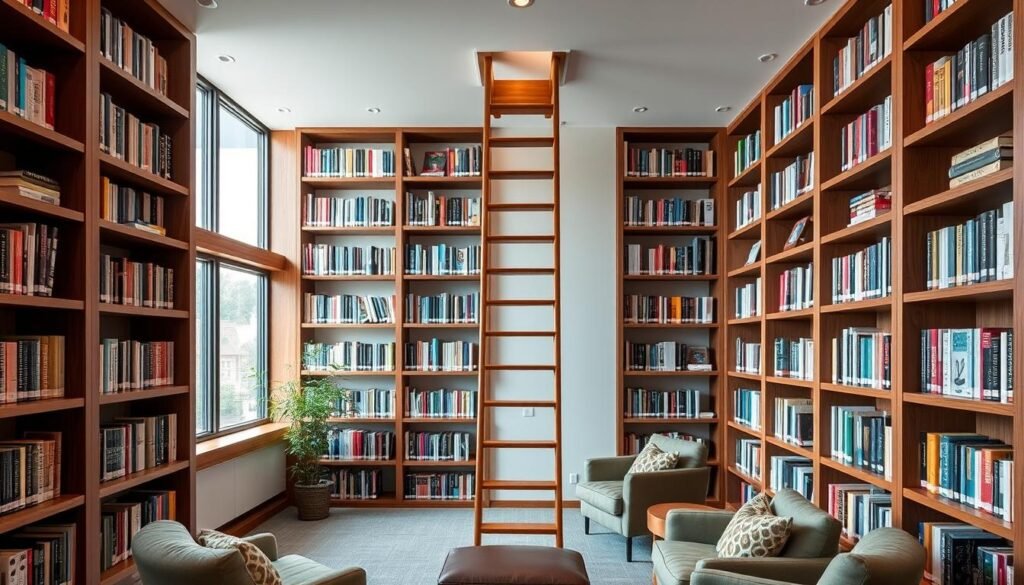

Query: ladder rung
[479,522,558,535]
[487,203,555,212]
[481,480,557,490]
[489,137,555,148]
[485,299,555,306]
[490,105,554,118]
[489,170,555,180]
[483,400,556,408]
[487,268,555,275]
[485,364,556,371]
[488,235,555,243]
[484,330,556,337]
[483,440,557,449]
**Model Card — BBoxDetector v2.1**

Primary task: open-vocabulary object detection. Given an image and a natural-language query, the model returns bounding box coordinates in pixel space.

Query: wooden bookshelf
[293,127,483,507]
[615,127,725,504]
[718,0,1024,563]
[0,0,195,583]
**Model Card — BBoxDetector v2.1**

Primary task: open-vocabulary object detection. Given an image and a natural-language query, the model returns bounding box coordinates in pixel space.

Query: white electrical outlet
[569,473,579,484]
[522,407,535,417]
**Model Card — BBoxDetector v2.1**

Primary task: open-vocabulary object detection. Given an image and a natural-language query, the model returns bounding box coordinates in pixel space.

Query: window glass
[196,86,209,229]
[195,259,212,435]
[217,105,263,247]
[217,264,267,429]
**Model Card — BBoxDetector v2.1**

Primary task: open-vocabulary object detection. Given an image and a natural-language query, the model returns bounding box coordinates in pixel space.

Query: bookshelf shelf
[97,385,191,405]
[0,495,85,535]
[766,120,815,160]
[764,376,815,389]
[301,370,396,377]
[302,275,396,282]
[0,0,84,52]
[729,161,762,188]
[403,274,480,282]
[403,418,477,424]
[0,109,85,153]
[401,371,480,377]
[903,83,1013,147]
[820,214,892,245]
[904,0,1015,51]
[300,226,396,236]
[901,392,1014,417]
[727,371,763,382]
[0,294,84,310]
[764,436,815,460]
[328,417,396,424]
[765,241,814,265]
[622,274,718,282]
[489,170,555,181]
[404,176,482,189]
[98,304,190,319]
[820,149,892,192]
[403,460,477,467]
[902,488,1013,540]
[820,56,893,116]
[727,466,763,488]
[624,418,718,425]
[727,421,761,438]
[98,219,190,251]
[727,317,762,326]
[765,192,814,221]
[403,323,479,329]
[98,58,189,120]
[765,308,815,321]
[98,152,189,197]
[622,226,718,235]
[902,168,1013,216]
[819,383,890,400]
[0,398,84,420]
[319,459,397,467]
[819,297,892,314]
[903,280,1014,304]
[403,226,481,235]
[98,461,191,499]
[0,191,85,222]
[727,263,761,278]
[300,323,395,329]
[622,176,717,189]
[728,220,762,240]
[819,457,892,491]
[624,370,719,378]
[623,322,718,329]
[300,177,396,190]
[100,559,137,585]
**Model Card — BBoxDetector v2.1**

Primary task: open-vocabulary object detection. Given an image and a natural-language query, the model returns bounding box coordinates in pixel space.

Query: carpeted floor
[252,506,655,584]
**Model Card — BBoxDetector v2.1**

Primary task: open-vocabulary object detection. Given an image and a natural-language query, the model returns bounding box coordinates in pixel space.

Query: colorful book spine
[829,405,891,480]
[774,337,814,381]
[406,388,476,419]
[302,245,396,276]
[769,153,814,210]
[832,4,893,96]
[624,146,715,177]
[302,342,395,372]
[770,456,813,500]
[406,192,480,227]
[404,244,481,275]
[778,263,814,312]
[405,292,478,324]
[624,239,715,275]
[734,279,762,319]
[304,293,395,324]
[626,388,701,419]
[303,146,396,178]
[403,471,474,501]
[303,194,394,227]
[736,187,762,230]
[624,294,714,324]
[832,328,891,390]
[624,196,715,227]
[331,469,384,500]
[919,327,1013,403]
[840,96,893,172]
[324,429,395,461]
[826,483,892,542]
[403,339,478,372]
[831,238,891,304]
[773,84,814,143]
[925,202,1014,289]
[734,130,761,175]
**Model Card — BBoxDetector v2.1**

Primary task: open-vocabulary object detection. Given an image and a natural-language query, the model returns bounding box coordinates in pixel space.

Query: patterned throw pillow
[198,529,283,585]
[627,441,679,474]
[715,492,792,558]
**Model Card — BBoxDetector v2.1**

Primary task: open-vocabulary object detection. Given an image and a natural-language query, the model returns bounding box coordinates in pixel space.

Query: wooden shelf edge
[99,152,189,196]
[98,58,189,119]
[0,397,84,419]
[197,423,289,470]
[904,280,1014,303]
[820,149,892,192]
[0,294,83,310]
[902,392,1014,416]
[98,460,190,499]
[98,385,190,405]
[904,84,1013,147]
[0,495,84,534]
[902,488,1013,540]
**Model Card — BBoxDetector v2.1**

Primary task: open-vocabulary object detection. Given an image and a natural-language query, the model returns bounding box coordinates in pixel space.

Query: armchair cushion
[199,529,283,585]
[275,555,367,585]
[653,541,718,585]
[769,489,841,559]
[650,434,708,468]
[665,509,735,545]
[628,441,679,474]
[583,455,635,482]
[691,568,792,585]
[696,557,832,585]
[715,493,791,558]
[817,528,925,585]
[575,480,623,515]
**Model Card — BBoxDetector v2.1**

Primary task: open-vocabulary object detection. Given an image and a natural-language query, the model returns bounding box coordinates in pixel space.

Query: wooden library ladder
[473,52,565,547]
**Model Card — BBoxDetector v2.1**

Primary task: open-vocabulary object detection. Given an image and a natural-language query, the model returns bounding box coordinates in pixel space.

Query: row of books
[324,429,395,461]
[773,85,814,144]
[734,131,761,176]
[830,405,892,480]
[920,522,1011,585]
[336,389,394,419]
[405,431,472,461]
[774,397,812,447]
[623,432,707,455]
[769,456,813,501]
[101,177,165,233]
[303,194,393,228]
[99,93,173,180]
[625,387,702,419]
[407,193,481,227]
[832,4,893,96]
[948,135,1013,189]
[99,414,177,481]
[768,153,814,211]
[736,438,762,480]
[740,483,757,505]
[733,278,761,319]
[0,170,61,206]
[0,46,55,131]
[848,188,891,227]
[774,337,814,381]
[330,468,383,500]
[735,187,761,231]
[827,484,891,543]
[623,239,715,276]
[920,432,1013,521]
[832,327,892,390]
[919,327,1013,403]
[405,244,481,276]
[624,342,712,372]
[0,431,61,514]
[623,294,714,325]
[99,339,174,393]
[404,340,478,372]
[406,292,479,325]
[12,0,69,32]
[733,388,761,429]
[925,202,1014,290]
[778,263,813,312]
[0,336,65,401]
[839,96,892,173]
[303,146,396,178]
[408,388,476,419]
[623,196,715,227]
[302,244,396,276]
[0,523,74,585]
[100,489,175,571]
[624,147,715,178]
[0,222,59,296]
[830,238,891,304]
[99,255,174,309]
[99,7,169,96]
[734,339,761,375]
[302,342,396,373]
[925,12,1014,125]
[410,147,482,177]
[404,471,474,501]
[303,293,395,325]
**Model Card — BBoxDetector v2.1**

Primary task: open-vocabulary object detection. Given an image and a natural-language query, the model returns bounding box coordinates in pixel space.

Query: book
[626,341,708,372]
[778,263,813,312]
[100,93,173,179]
[99,338,174,393]
[829,406,891,478]
[334,468,386,500]
[624,146,715,177]
[325,429,395,461]
[773,84,814,143]
[404,339,478,372]
[925,203,1013,289]
[624,239,715,276]
[0,222,59,296]
[627,388,701,419]
[302,145,395,178]
[624,196,714,227]
[733,278,761,319]
[951,135,1014,166]
[303,341,396,373]
[770,456,813,500]
[832,4,893,96]
[745,241,761,265]
[832,327,892,390]
[403,471,473,501]
[948,147,1013,179]
[403,147,415,177]
[774,337,814,380]
[405,431,472,461]
[774,397,813,447]
[99,255,175,309]
[769,153,814,210]
[783,216,812,250]
[685,346,712,371]
[0,432,62,513]
[0,170,60,205]
[624,294,714,325]
[304,293,396,325]
[734,339,761,374]
[101,490,175,570]
[99,8,169,96]
[407,388,476,419]
[848,188,891,226]
[302,193,394,228]
[734,130,761,175]
[830,237,891,304]
[949,160,1014,188]
[735,187,762,230]
[334,388,395,419]
[0,336,65,401]
[0,45,56,130]
[405,244,481,276]
[826,484,891,542]
[406,192,480,227]
[733,388,761,429]
[418,147,481,177]
[405,292,477,325]
[840,96,893,172]
[920,327,1013,403]
[736,439,763,479]
[302,244,396,276]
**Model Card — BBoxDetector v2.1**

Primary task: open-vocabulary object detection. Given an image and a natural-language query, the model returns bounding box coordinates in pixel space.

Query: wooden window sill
[197,422,288,470]
[195,228,287,272]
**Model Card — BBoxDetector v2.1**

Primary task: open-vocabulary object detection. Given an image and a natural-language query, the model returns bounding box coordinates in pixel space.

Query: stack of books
[919,432,1013,522]
[773,85,814,143]
[325,429,395,461]
[404,472,474,501]
[830,405,891,479]
[0,45,56,131]
[826,484,891,542]
[848,189,891,226]
[832,327,891,390]
[948,135,1013,189]
[302,341,396,373]
[925,203,1014,289]
[733,388,761,429]
[405,431,472,461]
[920,327,1013,403]
[407,388,476,419]
[920,523,1010,585]
[774,397,812,447]
[840,96,892,172]
[404,339,478,372]
[0,170,60,206]
[623,196,715,227]
[624,146,715,177]
[0,335,65,401]
[303,194,394,228]
[774,337,814,381]
[100,415,177,481]
[832,4,893,96]
[770,456,813,501]
[332,469,383,500]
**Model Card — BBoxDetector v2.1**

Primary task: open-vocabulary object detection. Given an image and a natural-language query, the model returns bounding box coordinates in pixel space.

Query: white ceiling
[157,0,841,130]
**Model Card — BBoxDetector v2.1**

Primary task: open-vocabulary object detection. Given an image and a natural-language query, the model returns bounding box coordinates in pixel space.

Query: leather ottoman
[438,545,590,584]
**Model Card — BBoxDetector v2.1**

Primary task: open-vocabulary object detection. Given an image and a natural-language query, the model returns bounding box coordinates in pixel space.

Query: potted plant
[272,372,351,521]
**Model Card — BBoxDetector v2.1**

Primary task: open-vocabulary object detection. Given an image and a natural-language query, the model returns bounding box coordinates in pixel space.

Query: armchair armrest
[584,455,635,482]
[309,566,367,585]
[695,557,833,585]
[664,508,734,544]
[691,569,791,585]
[241,533,278,561]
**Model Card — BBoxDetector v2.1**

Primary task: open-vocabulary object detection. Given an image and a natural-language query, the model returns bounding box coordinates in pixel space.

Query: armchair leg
[584,517,590,535]
[626,536,633,562]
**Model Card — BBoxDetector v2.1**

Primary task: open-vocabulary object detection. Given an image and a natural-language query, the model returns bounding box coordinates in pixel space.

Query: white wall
[197,443,287,529]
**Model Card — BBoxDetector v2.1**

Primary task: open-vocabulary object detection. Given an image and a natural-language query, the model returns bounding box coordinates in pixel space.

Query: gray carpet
[252,507,655,584]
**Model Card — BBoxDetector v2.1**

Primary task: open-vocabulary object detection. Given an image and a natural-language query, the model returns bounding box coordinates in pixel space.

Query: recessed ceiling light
[508,0,535,7]
[277,107,292,113]
[805,0,827,5]
[366,107,381,114]
[217,54,235,63]
[758,53,778,63]
[560,121,567,126]
[196,0,217,7]
[632,106,648,113]
[715,105,732,113]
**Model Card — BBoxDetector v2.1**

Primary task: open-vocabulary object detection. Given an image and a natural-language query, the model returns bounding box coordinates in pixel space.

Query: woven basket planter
[294,481,332,521]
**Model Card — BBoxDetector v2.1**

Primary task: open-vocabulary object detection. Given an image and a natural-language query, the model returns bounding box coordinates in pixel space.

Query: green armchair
[652,490,841,585]
[132,521,367,585]
[576,434,710,561]
[690,527,925,585]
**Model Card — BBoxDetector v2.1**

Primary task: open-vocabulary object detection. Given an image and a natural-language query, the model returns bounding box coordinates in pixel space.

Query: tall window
[196,79,271,437]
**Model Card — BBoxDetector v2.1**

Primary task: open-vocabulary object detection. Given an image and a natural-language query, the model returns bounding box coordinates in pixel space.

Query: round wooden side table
[646,502,716,540]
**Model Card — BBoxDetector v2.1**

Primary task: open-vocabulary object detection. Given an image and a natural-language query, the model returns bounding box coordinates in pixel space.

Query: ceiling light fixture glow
[758,53,778,63]
[508,0,535,7]
[217,54,235,63]
[632,106,648,113]
[805,0,827,5]
[196,0,217,7]
[367,107,381,114]
[715,105,732,113]
[277,107,292,113]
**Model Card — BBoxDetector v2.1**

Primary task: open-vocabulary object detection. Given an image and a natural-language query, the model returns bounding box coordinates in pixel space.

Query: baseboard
[218,492,290,536]
[490,499,581,509]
